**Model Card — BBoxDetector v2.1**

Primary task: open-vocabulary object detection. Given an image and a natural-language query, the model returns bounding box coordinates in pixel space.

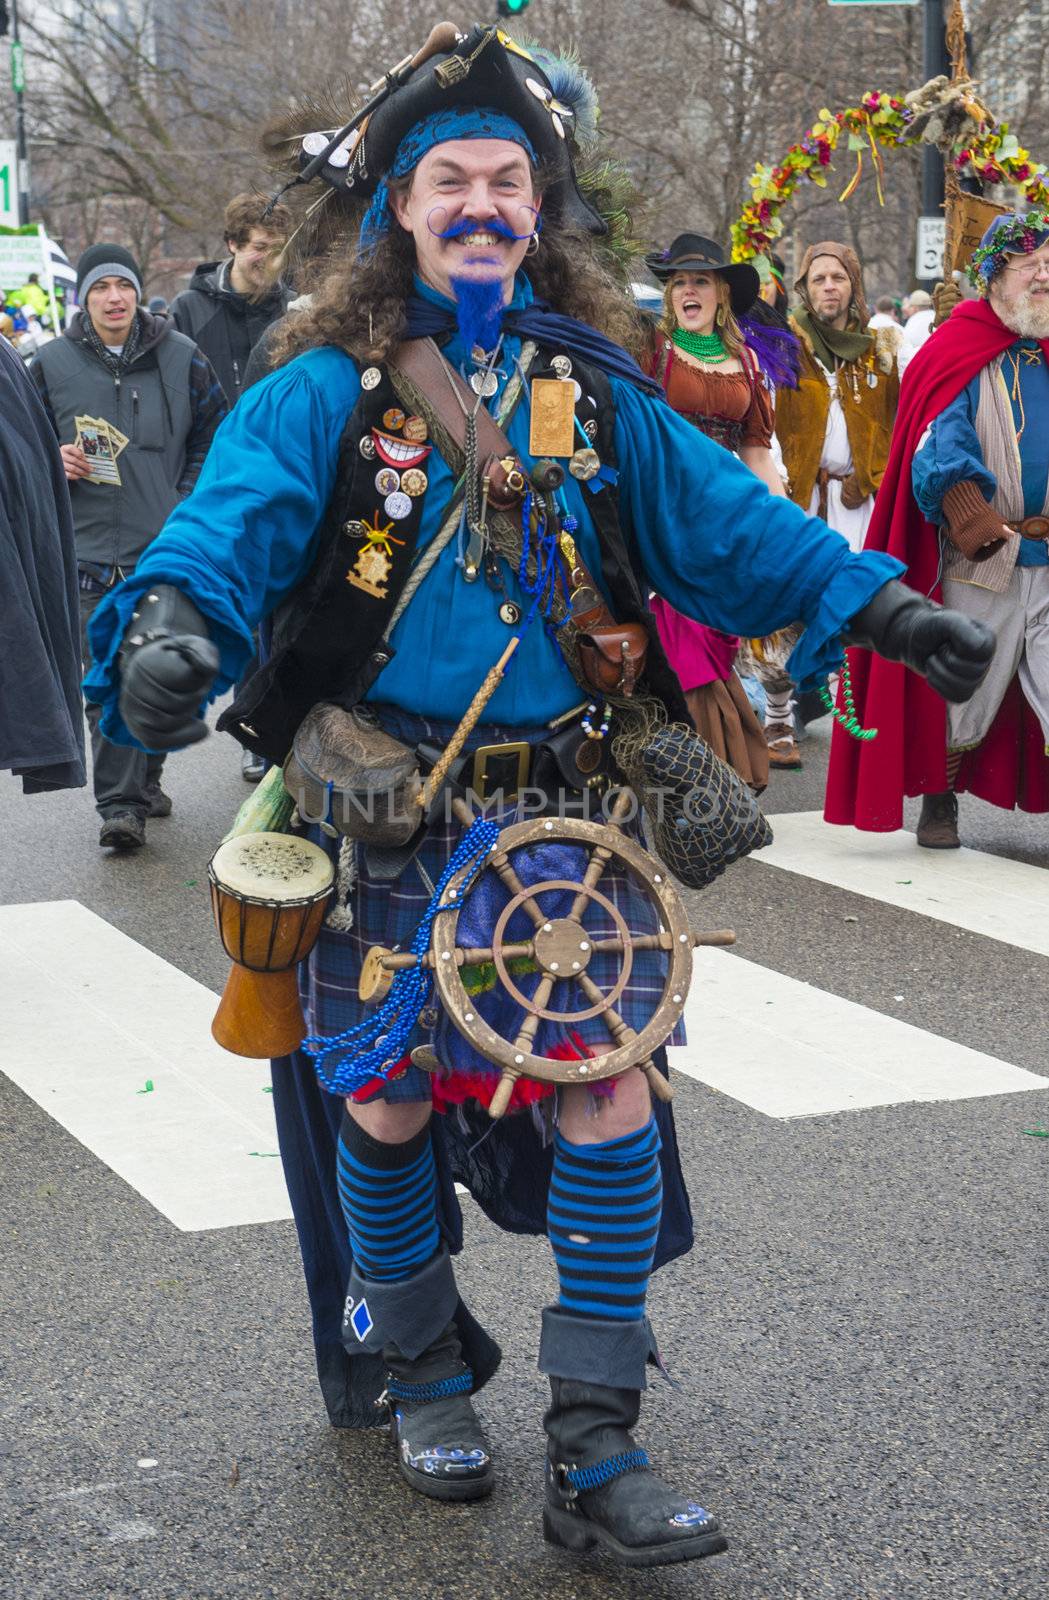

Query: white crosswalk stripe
[667,946,1047,1118]
[756,810,1049,956]
[0,900,291,1232]
[2,805,1048,1227]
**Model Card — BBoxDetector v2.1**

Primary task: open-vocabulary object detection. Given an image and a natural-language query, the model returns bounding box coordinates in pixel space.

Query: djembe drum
[208,831,334,1058]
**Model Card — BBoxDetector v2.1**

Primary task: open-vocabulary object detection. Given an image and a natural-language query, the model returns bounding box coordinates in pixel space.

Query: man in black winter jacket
[31,243,227,850]
[170,192,293,405]
[172,193,293,783]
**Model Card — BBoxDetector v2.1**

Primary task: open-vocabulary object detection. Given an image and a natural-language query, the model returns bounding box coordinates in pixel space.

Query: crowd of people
[1,18,1044,1577]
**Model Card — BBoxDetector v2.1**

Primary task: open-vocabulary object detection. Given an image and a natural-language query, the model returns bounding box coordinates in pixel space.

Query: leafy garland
[731,92,1049,263]
[969,208,1049,285]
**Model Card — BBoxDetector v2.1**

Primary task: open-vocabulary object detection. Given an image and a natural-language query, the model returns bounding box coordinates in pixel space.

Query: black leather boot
[916,789,960,849]
[383,1320,494,1502]
[340,1249,497,1504]
[538,1307,726,1568]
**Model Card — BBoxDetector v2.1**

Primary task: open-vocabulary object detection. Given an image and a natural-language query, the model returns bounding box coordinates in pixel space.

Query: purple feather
[739,314,801,391]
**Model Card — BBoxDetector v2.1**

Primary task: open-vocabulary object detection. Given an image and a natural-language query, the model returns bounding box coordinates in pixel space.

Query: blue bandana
[358,107,537,257]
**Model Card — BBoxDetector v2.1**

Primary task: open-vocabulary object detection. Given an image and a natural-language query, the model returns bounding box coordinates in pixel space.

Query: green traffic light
[497,0,530,15]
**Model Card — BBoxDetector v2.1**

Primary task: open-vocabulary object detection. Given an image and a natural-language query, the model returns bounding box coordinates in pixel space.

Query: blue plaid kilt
[298,705,687,1103]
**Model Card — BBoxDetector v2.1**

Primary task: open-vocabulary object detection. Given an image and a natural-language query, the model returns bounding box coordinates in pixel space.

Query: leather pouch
[576,623,649,697]
[532,720,620,794]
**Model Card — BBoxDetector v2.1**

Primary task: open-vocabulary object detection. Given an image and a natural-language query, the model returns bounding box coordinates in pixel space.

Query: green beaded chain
[818,657,878,741]
[672,327,729,364]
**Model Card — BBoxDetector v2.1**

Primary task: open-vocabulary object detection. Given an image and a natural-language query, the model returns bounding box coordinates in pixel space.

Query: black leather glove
[846,579,995,703]
[119,585,220,749]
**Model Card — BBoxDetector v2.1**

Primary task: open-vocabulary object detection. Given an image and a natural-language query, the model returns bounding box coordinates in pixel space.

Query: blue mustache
[429,214,533,244]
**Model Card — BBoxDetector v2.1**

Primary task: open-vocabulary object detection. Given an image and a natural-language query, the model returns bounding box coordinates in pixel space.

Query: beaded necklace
[672,326,729,365]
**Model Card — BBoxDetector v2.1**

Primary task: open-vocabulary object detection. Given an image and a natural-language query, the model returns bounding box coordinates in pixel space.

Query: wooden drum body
[208,832,334,1058]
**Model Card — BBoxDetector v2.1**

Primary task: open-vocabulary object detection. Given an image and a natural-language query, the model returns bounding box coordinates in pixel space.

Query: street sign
[10,37,23,93]
[0,139,18,229]
[916,215,946,279]
[827,2,918,6]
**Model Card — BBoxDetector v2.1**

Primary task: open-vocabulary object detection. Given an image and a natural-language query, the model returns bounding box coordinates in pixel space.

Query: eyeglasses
[1002,255,1049,279]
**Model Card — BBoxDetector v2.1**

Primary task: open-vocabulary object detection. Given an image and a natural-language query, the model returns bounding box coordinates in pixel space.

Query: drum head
[209,831,334,902]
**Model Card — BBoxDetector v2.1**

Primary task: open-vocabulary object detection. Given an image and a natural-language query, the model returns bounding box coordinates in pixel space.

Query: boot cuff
[342,1247,457,1358]
[537,1305,660,1390]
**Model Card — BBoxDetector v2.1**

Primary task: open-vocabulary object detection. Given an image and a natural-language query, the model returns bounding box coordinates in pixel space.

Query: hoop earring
[715,304,725,328]
[526,233,540,257]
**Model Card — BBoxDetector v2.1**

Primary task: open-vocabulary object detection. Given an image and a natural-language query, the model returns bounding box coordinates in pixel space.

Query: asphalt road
[2,705,1047,1600]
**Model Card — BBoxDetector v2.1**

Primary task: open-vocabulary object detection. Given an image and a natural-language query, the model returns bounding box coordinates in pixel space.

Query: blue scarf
[404,288,665,398]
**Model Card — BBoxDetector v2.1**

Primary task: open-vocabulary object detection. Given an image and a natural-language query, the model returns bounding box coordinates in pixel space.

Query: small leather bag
[576,624,649,696]
[283,703,423,846]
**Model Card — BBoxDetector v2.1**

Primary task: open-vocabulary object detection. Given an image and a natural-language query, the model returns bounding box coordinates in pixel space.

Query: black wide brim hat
[644,233,760,316]
[301,24,606,236]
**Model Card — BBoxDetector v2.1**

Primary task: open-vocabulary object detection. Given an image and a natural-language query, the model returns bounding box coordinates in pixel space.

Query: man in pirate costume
[83,26,992,1568]
[826,211,1049,847]
[754,242,901,769]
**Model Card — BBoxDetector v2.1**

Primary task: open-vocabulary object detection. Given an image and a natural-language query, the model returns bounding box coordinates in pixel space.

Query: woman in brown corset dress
[643,234,799,790]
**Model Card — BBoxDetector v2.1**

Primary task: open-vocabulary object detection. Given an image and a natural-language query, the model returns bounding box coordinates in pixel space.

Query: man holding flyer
[30,244,227,850]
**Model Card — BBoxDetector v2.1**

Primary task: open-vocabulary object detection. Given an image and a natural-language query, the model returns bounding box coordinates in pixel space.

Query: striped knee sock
[547,1119,663,1321]
[336,1112,440,1282]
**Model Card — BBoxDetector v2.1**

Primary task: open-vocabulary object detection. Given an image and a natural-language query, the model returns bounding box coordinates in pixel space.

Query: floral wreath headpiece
[968,209,1049,289]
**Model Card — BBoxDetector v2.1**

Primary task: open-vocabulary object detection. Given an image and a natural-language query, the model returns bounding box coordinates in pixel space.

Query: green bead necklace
[818,656,878,741]
[672,327,729,365]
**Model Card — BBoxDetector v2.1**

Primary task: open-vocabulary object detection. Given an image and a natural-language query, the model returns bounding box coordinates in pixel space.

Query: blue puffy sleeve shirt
[86,279,902,745]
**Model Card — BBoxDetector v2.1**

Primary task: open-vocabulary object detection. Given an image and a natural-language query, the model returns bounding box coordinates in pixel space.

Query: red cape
[824,299,1049,829]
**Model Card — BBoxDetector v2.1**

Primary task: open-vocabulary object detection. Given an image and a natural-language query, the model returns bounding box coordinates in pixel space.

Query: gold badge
[346,515,406,599]
[529,378,576,459]
[382,407,406,431]
[401,468,428,497]
[402,415,428,443]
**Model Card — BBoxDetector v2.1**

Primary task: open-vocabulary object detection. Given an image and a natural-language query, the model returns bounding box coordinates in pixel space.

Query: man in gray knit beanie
[29,242,227,851]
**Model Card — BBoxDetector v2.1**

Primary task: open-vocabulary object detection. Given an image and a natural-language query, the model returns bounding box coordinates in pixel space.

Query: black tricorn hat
[644,233,760,315]
[299,24,606,235]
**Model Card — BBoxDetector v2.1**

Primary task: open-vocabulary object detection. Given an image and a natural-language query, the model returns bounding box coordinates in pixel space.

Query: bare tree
[16,0,1039,298]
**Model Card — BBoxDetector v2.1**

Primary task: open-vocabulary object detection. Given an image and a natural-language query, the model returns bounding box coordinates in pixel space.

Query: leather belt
[416,732,616,815]
[1015,514,1049,541]
[816,468,848,523]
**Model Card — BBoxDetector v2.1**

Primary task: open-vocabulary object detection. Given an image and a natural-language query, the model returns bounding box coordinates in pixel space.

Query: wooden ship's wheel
[360,792,735,1117]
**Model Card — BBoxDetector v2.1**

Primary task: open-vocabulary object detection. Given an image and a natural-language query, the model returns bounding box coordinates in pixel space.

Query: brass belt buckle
[1019,515,1049,540]
[470,741,531,803]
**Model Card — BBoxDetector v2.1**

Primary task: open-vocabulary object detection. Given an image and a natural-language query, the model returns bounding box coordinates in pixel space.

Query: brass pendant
[569,447,601,482]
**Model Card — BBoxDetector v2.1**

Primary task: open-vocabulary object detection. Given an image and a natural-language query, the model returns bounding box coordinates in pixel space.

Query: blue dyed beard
[449,273,506,356]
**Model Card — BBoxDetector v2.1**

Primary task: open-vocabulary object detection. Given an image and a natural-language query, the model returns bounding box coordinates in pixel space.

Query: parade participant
[82,26,990,1568]
[31,243,227,849]
[758,250,788,316]
[758,241,901,768]
[643,232,800,790]
[0,324,85,792]
[826,210,1049,846]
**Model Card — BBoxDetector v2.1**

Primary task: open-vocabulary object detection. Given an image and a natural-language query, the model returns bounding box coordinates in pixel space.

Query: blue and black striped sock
[336,1112,440,1282]
[547,1118,663,1321]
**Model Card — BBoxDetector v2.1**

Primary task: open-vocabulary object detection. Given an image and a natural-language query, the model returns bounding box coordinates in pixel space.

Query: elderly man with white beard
[825,210,1049,846]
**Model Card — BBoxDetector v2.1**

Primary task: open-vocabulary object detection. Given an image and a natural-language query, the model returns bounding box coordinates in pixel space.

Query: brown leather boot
[916,790,960,849]
[765,721,802,770]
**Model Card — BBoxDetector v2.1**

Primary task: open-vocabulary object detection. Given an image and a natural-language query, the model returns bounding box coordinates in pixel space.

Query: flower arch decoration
[731,90,1049,264]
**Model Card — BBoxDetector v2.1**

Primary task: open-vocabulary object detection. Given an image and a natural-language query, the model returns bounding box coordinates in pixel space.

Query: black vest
[218,348,689,763]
